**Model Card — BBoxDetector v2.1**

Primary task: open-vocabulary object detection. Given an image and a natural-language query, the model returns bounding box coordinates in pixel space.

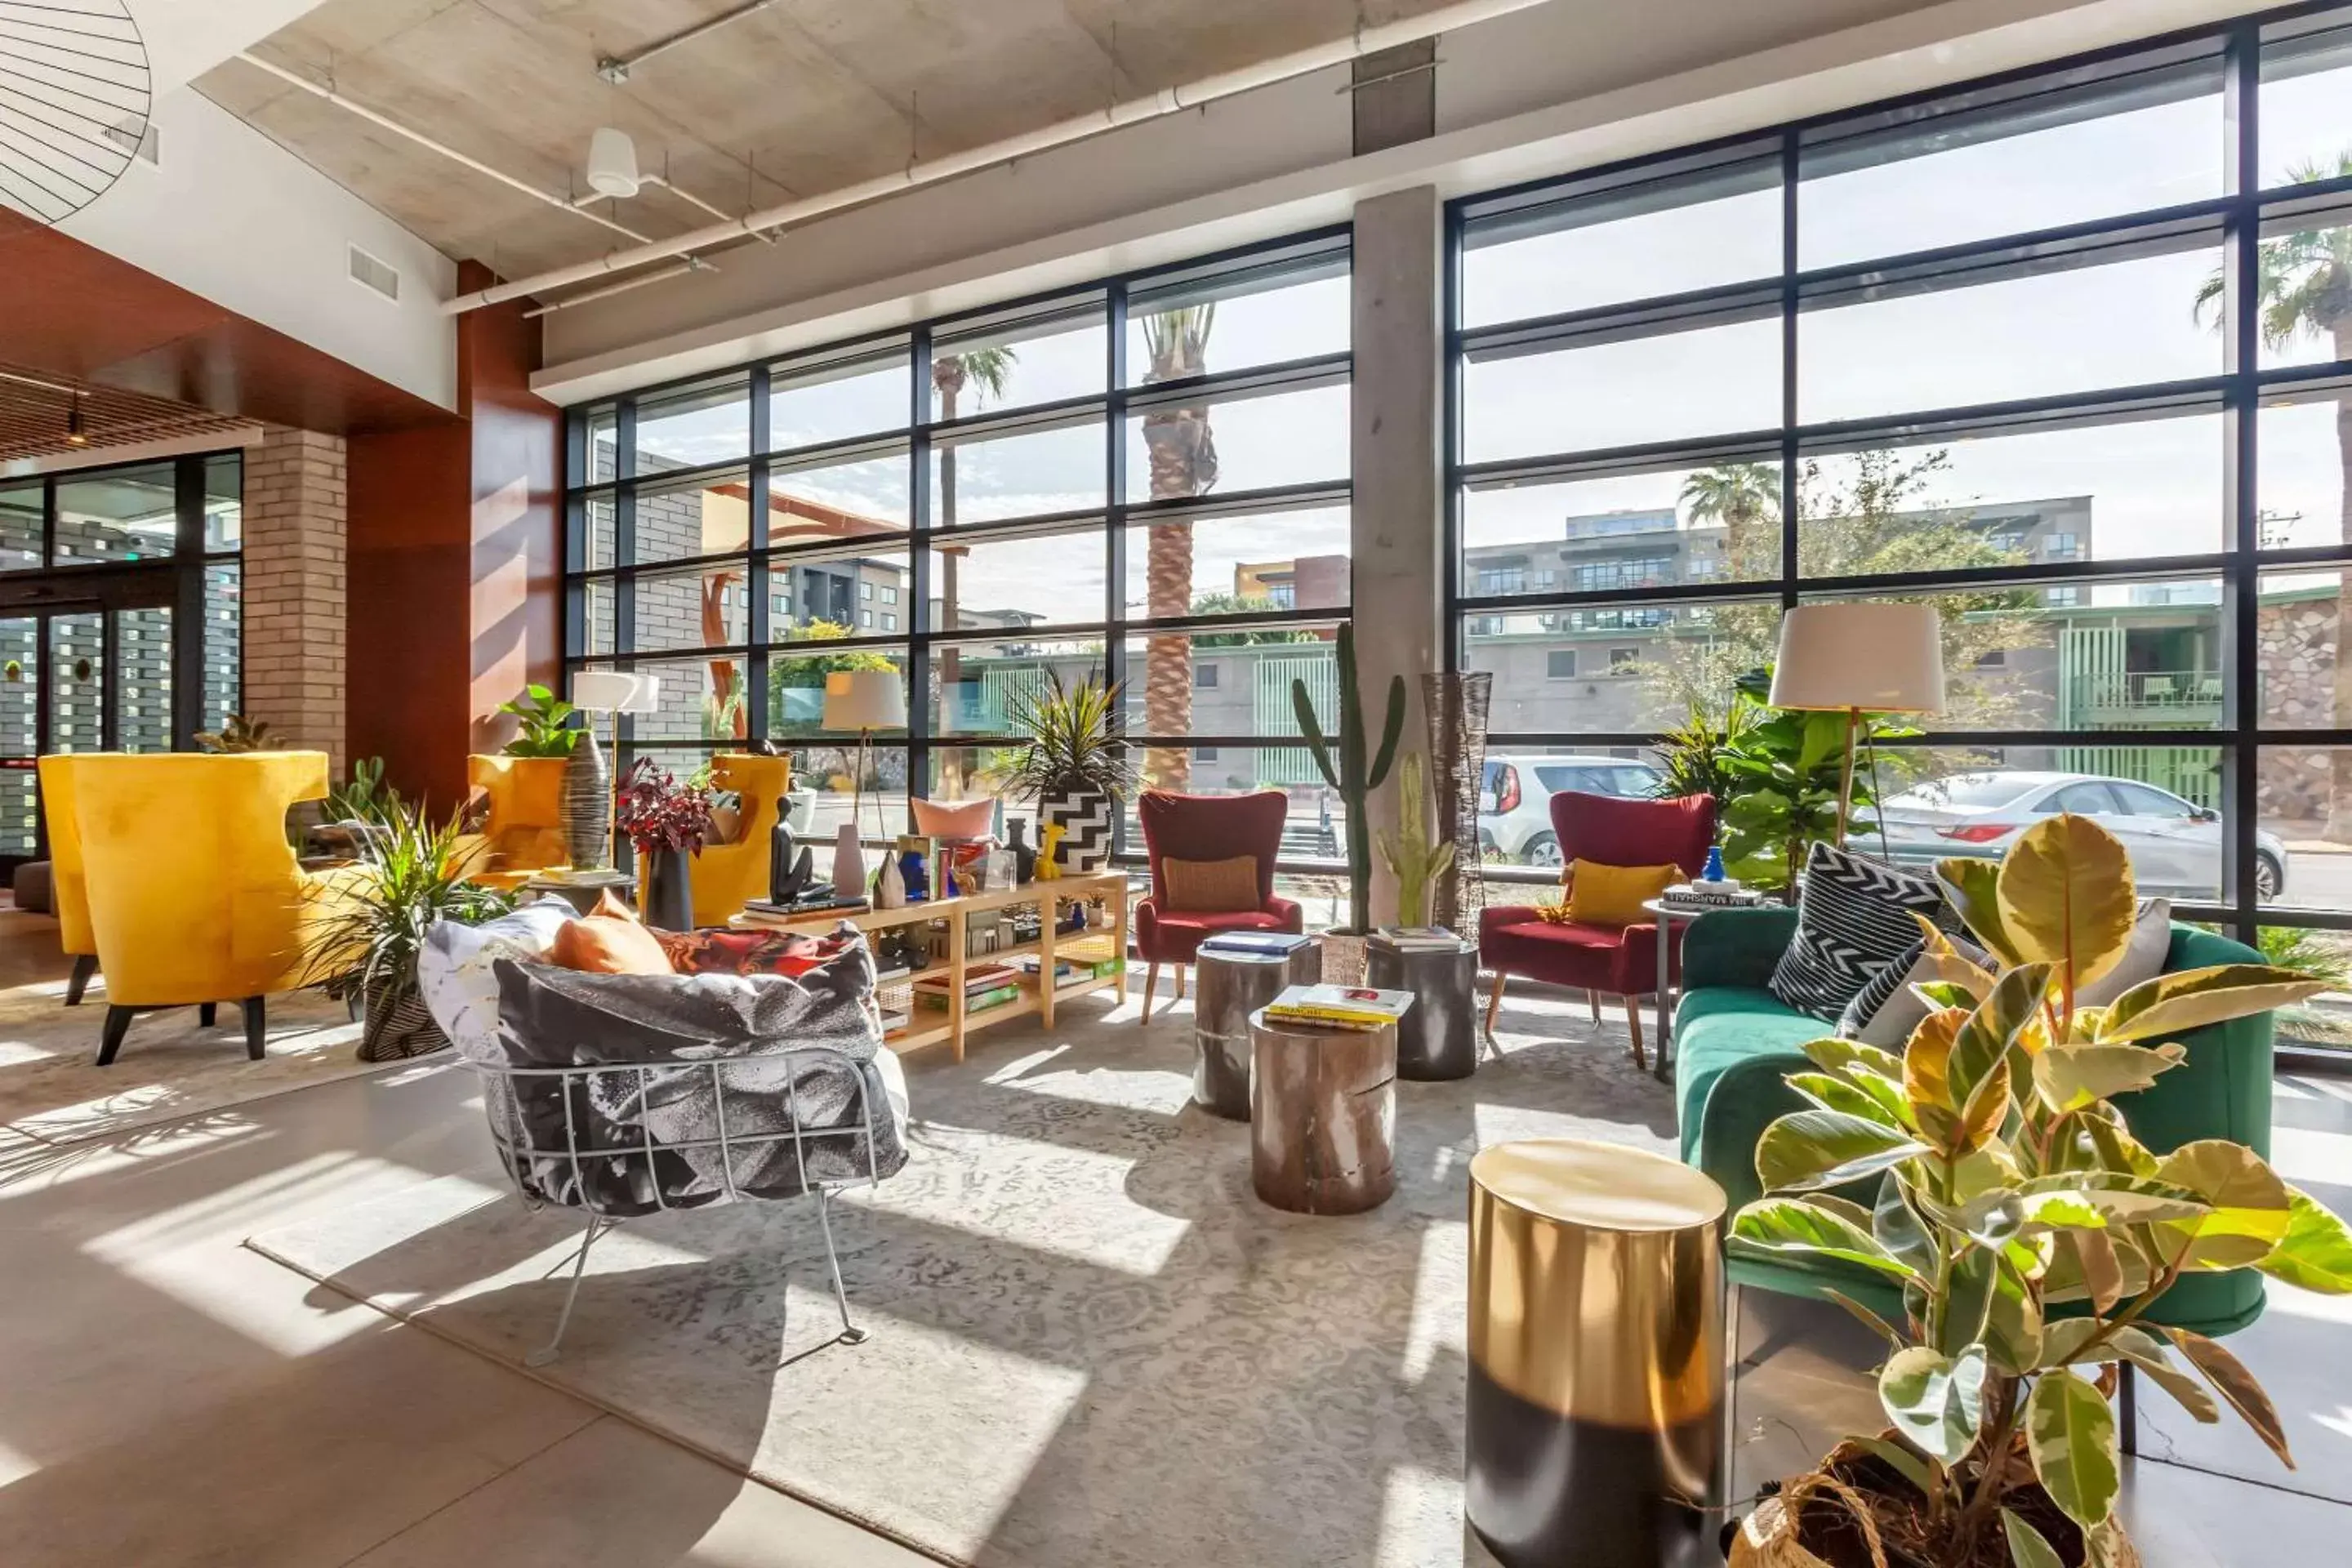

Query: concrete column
[241,426,347,772]
[1352,185,1444,927]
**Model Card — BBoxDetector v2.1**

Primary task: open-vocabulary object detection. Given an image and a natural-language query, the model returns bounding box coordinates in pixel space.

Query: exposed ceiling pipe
[446,0,1558,316]
[598,0,786,84]
[236,51,655,244]
[523,261,704,318]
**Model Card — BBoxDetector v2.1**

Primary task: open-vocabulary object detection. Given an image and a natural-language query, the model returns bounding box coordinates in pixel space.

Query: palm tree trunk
[938,377,963,795]
[1140,335,1214,790]
[2328,336,2352,844]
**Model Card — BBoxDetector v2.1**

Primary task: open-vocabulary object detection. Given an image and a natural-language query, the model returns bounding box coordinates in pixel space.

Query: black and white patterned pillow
[1837,931,1992,1046]
[1768,841,1947,1022]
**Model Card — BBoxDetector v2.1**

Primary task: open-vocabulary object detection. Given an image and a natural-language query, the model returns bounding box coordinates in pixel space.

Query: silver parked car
[1478,752,1665,866]
[1874,770,2287,901]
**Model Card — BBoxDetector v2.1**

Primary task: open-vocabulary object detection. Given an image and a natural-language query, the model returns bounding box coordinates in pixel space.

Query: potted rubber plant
[1294,622,1405,982]
[616,757,716,930]
[305,804,514,1061]
[1726,813,2352,1567]
[1001,670,1135,875]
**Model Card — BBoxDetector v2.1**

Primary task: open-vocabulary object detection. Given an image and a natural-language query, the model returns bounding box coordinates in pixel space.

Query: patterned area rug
[247,988,1677,1567]
[0,977,388,1147]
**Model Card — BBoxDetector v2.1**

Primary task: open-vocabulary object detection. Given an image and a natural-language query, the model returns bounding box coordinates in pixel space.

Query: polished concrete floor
[2,926,2349,1566]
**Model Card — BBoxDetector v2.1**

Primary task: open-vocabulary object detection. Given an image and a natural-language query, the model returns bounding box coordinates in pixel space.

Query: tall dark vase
[643,847,695,932]
[1007,817,1038,884]
[562,730,612,871]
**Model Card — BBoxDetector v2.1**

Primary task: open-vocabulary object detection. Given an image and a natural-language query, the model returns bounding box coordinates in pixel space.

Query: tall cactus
[1378,750,1456,929]
[1293,623,1405,934]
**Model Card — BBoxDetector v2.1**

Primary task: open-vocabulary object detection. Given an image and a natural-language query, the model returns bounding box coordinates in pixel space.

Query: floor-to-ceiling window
[1448,3,2352,1051]
[0,450,243,870]
[564,231,1352,868]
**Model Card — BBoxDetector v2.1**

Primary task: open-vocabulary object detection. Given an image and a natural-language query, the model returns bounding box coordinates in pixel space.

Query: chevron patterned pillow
[1767,841,1947,1022]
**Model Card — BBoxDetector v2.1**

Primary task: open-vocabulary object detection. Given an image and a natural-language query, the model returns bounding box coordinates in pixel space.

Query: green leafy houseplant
[1717,669,1915,896]
[1727,813,2352,1568]
[305,805,514,1062]
[1294,622,1405,938]
[1652,694,1758,810]
[996,669,1138,804]
[195,713,284,753]
[499,684,579,758]
[324,756,404,826]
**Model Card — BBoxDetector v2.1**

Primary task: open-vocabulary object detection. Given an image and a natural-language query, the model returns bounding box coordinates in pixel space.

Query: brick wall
[242,427,346,772]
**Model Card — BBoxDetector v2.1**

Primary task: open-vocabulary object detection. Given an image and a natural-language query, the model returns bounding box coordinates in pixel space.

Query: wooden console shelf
[731,868,1131,1062]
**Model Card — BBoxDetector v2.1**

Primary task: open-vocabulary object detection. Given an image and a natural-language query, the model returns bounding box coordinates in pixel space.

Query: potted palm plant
[1002,670,1135,874]
[305,805,514,1062]
[1726,813,2352,1567]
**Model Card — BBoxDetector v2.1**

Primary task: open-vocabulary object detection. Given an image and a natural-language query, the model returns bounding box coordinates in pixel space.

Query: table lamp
[568,670,661,872]
[1768,603,1944,846]
[822,668,906,897]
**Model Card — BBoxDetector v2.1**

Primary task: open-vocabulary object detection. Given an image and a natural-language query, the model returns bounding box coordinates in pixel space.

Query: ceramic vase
[1040,787,1112,872]
[1007,817,1038,884]
[642,847,694,931]
[876,853,906,909]
[831,822,866,900]
[560,731,612,871]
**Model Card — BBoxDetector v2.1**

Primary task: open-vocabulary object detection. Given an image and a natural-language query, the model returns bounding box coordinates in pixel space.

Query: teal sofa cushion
[1675,908,2273,1339]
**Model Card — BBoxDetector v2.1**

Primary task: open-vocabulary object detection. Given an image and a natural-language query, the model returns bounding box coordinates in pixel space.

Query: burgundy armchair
[1134,789,1303,1023]
[1478,790,1717,1069]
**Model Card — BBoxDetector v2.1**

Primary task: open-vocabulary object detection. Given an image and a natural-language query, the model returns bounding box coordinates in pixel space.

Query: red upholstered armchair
[1478,790,1717,1069]
[1134,789,1303,1023]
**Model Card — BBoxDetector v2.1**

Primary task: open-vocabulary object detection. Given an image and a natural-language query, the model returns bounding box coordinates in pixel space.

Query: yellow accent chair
[33,756,99,1005]
[67,751,368,1066]
[690,753,792,929]
[454,755,572,890]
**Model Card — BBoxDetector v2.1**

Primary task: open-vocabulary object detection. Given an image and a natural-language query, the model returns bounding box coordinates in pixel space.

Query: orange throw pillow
[1162,855,1261,913]
[549,890,675,975]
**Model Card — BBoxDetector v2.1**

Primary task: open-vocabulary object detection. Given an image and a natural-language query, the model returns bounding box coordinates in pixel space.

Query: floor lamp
[822,668,906,898]
[1768,603,1945,846]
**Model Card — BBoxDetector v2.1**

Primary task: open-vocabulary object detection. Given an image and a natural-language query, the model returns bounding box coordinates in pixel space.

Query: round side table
[1365,929,1480,1080]
[1247,1008,1396,1214]
[1191,939,1322,1120]
[1640,898,1700,1086]
[1465,1138,1726,1568]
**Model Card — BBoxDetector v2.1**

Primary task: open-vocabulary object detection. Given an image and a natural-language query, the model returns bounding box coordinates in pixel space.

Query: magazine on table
[1263,984,1415,1031]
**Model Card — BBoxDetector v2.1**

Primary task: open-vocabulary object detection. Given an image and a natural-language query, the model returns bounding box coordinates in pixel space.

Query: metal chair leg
[528,1212,609,1368]
[2119,1358,2139,1458]
[813,1184,869,1346]
[1717,1279,1744,1510]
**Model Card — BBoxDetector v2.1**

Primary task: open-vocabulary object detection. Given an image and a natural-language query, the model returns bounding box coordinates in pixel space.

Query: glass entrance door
[0,601,174,875]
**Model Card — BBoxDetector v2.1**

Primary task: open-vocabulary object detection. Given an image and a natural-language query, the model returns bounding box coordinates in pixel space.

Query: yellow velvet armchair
[33,756,99,1005]
[453,755,572,890]
[67,751,367,1066]
[691,753,791,928]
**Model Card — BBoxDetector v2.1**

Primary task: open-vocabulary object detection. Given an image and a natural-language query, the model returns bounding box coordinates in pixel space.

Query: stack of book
[874,964,913,1036]
[913,962,1025,1014]
[1371,925,1468,951]
[1196,930,1316,960]
[1659,882,1767,912]
[739,894,870,928]
[1263,984,1415,1032]
[1014,951,1123,988]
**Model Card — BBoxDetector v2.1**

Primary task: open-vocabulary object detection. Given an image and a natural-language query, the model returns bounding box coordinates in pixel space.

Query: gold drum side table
[1466,1138,1726,1568]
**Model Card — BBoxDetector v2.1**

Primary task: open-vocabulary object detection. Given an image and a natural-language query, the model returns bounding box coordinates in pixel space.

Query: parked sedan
[1874,770,2287,901]
[1478,753,1665,866]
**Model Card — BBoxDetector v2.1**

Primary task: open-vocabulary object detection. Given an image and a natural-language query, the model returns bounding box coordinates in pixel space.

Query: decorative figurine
[1701,844,1726,883]
[900,844,929,902]
[770,819,817,905]
[1036,821,1066,880]
[876,853,907,909]
[1007,817,1037,884]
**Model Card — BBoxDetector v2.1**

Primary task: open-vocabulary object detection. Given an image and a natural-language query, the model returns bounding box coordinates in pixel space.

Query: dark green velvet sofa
[1673,905,2277,1338]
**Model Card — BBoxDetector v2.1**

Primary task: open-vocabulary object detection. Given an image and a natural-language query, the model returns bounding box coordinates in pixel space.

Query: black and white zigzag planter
[1040,786,1113,873]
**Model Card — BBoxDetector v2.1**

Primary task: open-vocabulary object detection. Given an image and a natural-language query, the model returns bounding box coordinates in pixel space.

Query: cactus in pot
[1378,750,1455,929]
[1294,623,1406,945]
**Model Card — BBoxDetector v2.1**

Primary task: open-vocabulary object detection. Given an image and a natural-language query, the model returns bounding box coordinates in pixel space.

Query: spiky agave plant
[999,669,1138,804]
[1728,813,2352,1568]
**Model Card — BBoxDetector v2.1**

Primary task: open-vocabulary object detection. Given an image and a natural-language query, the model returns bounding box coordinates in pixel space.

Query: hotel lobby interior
[7,2,2352,1566]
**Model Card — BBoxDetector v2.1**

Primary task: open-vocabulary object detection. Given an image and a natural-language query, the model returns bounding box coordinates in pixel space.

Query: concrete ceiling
[196,0,1465,286]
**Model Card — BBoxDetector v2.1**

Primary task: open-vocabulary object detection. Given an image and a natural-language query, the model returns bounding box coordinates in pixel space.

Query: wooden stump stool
[1246,1009,1396,1214]
[1192,939,1322,1120]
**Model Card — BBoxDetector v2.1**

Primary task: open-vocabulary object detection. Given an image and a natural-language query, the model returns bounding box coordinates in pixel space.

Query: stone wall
[2259,593,2339,825]
[241,427,346,771]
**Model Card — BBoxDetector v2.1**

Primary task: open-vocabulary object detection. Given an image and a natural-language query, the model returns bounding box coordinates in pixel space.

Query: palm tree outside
[1138,304,1218,791]
[2197,151,2352,839]
[1678,461,1779,579]
[929,347,1013,796]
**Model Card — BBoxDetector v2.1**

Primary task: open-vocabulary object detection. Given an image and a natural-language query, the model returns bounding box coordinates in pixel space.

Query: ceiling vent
[347,244,400,302]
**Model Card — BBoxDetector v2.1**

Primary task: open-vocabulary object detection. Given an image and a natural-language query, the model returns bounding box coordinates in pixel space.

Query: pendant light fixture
[65,394,89,447]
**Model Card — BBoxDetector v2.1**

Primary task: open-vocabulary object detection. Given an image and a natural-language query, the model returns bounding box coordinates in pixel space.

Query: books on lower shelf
[912,962,1026,1014]
[1263,983,1415,1031]
[1015,952,1125,987]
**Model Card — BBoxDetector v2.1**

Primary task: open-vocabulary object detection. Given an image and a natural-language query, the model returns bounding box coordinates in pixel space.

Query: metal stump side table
[1365,929,1479,1080]
[1191,938,1323,1120]
[1465,1138,1726,1568]
[1248,1007,1397,1214]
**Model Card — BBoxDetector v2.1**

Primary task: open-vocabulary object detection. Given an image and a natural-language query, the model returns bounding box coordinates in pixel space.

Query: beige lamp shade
[571,670,661,714]
[822,669,906,732]
[1769,603,1945,714]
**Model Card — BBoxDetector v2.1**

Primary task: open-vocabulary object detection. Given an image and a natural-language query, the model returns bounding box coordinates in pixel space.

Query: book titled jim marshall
[1263,983,1415,1031]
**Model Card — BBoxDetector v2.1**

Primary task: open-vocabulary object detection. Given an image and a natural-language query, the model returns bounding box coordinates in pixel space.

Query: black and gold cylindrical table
[1465,1138,1725,1568]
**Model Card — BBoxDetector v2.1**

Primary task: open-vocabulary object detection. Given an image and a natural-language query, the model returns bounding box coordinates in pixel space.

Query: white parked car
[1478,753,1665,866]
[1874,770,2286,902]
